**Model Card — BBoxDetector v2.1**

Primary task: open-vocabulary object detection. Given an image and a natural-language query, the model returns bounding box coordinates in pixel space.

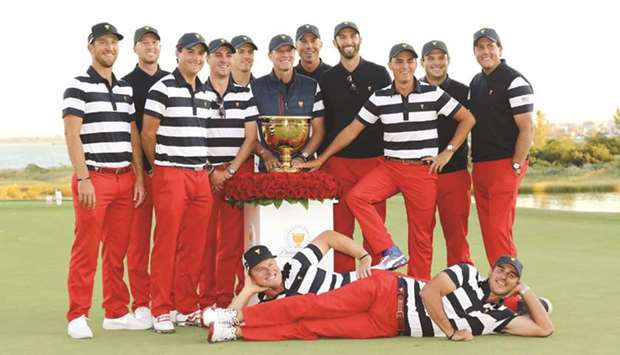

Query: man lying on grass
[204,255,554,342]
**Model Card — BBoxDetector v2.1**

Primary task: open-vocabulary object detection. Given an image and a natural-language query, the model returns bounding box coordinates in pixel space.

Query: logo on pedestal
[286,226,310,253]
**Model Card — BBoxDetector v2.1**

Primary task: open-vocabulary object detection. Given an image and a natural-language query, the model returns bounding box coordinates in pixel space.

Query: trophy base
[272,166,301,173]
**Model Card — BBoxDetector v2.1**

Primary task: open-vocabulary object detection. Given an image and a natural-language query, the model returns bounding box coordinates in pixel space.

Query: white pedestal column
[244,199,335,272]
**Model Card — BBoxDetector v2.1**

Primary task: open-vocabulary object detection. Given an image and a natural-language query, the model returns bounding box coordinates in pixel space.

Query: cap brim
[272,43,296,51]
[211,43,236,53]
[182,41,208,51]
[391,49,418,59]
[91,32,124,43]
[136,31,160,42]
[235,42,258,50]
[335,25,359,37]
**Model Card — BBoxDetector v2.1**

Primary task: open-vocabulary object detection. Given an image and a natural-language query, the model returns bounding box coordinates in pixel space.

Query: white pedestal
[244,199,335,272]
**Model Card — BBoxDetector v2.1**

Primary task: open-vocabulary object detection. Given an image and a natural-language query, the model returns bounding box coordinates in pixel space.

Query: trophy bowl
[259,115,311,172]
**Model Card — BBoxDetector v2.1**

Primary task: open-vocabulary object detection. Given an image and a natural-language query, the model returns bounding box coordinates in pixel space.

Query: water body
[516,192,620,213]
[0,143,70,169]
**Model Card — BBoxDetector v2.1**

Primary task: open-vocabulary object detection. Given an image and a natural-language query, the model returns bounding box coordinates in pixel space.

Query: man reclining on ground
[204,255,554,342]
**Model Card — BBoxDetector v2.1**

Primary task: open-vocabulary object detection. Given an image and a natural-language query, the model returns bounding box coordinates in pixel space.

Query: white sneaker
[170,309,178,325]
[153,313,175,334]
[103,313,152,330]
[202,307,239,326]
[176,309,202,327]
[208,321,237,343]
[67,315,93,339]
[134,307,153,328]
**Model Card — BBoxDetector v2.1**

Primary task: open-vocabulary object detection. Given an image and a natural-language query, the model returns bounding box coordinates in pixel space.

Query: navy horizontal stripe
[81,131,131,144]
[209,156,236,164]
[155,153,208,165]
[383,120,438,133]
[168,96,210,109]
[147,90,169,107]
[384,138,439,150]
[159,117,207,127]
[507,85,533,98]
[63,107,84,118]
[83,111,133,124]
[156,135,206,147]
[206,119,246,129]
[84,151,132,163]
[84,92,132,104]
[63,87,85,100]
[512,104,534,115]
[205,137,244,147]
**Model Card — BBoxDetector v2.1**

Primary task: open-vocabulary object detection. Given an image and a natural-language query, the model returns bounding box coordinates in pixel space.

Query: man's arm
[503,284,554,337]
[211,121,258,191]
[310,230,372,278]
[64,115,96,209]
[512,112,533,171]
[427,105,476,174]
[299,119,366,171]
[228,270,268,311]
[130,121,145,207]
[141,115,160,171]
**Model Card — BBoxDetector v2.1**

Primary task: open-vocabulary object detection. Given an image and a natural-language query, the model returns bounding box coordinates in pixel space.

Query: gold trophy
[260,115,310,172]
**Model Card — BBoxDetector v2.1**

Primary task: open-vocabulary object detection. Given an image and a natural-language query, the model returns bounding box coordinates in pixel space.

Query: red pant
[435,169,473,266]
[200,160,253,308]
[127,172,153,310]
[472,158,528,266]
[241,271,399,340]
[346,159,437,280]
[323,156,386,272]
[150,166,213,316]
[66,171,135,321]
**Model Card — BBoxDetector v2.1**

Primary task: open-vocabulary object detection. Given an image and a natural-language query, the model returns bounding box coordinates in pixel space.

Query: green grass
[0,198,619,354]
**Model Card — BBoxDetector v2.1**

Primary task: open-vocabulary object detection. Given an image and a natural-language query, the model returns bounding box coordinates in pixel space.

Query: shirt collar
[387,77,423,96]
[482,59,507,78]
[87,66,118,86]
[420,75,452,90]
[296,58,326,75]
[134,63,165,78]
[172,67,205,92]
[206,76,236,98]
[269,69,296,86]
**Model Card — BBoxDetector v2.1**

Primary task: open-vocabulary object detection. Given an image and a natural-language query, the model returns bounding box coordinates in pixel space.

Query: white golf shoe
[134,307,153,328]
[103,312,152,330]
[153,313,175,334]
[67,315,93,339]
[202,307,239,326]
[208,321,237,343]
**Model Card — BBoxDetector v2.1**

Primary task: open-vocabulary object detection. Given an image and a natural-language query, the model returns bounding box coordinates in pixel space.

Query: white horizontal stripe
[245,105,259,118]
[145,98,166,116]
[63,97,85,111]
[78,81,132,96]
[408,91,442,103]
[381,111,438,124]
[208,147,241,157]
[85,160,131,168]
[154,160,207,168]
[358,106,379,124]
[83,141,132,153]
[384,147,438,159]
[81,121,131,134]
[215,108,248,118]
[313,99,325,112]
[223,91,254,101]
[371,94,402,106]
[156,144,208,157]
[157,125,208,137]
[508,76,530,90]
[84,101,133,114]
[163,106,211,118]
[509,94,534,108]
[207,127,245,138]
[384,129,438,142]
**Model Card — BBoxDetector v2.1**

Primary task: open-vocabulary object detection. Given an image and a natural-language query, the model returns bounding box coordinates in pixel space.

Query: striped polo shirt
[258,244,357,302]
[356,80,461,160]
[62,66,135,168]
[144,68,212,168]
[402,263,516,337]
[204,78,259,165]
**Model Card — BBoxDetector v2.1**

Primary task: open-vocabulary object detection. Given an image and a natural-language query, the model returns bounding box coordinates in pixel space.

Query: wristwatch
[512,162,521,171]
[446,144,455,153]
[227,165,237,176]
[301,151,311,162]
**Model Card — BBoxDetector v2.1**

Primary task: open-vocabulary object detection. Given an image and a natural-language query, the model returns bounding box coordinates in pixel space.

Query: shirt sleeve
[311,83,325,118]
[62,78,86,119]
[507,76,534,115]
[443,263,479,289]
[244,87,259,122]
[356,94,381,126]
[435,87,462,119]
[144,80,168,119]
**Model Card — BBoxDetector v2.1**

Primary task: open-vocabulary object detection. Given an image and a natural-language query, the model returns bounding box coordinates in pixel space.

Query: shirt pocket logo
[298,100,304,108]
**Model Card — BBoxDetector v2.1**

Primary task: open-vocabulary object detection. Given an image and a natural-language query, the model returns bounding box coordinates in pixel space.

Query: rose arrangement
[223,171,340,209]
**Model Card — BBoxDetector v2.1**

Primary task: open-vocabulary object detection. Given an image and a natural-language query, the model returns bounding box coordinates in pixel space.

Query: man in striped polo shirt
[199,38,259,309]
[230,35,258,87]
[63,22,148,339]
[251,34,325,171]
[468,28,534,267]
[142,32,213,333]
[302,43,475,280]
[202,230,372,318]
[206,255,554,342]
[122,25,170,326]
[420,40,474,268]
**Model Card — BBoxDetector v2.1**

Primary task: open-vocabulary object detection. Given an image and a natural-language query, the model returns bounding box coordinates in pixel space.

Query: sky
[1,0,618,138]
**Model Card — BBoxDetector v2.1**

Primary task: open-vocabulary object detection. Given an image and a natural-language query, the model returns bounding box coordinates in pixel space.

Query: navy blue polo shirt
[319,58,391,158]
[420,76,469,174]
[469,60,534,162]
[294,59,332,82]
[251,70,324,118]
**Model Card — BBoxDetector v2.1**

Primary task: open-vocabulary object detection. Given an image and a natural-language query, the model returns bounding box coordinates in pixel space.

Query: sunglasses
[346,75,357,94]
[216,98,226,118]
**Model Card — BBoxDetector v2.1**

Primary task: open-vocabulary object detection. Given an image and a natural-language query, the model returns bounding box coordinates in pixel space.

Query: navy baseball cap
[296,24,320,41]
[208,38,235,53]
[389,42,418,60]
[422,40,449,57]
[176,32,208,51]
[334,21,359,38]
[134,25,160,44]
[269,34,295,52]
[244,245,275,270]
[88,22,123,43]
[473,27,501,46]
[231,35,258,50]
[495,255,523,277]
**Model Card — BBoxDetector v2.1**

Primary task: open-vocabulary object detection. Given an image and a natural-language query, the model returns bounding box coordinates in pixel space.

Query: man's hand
[262,150,281,172]
[356,255,372,279]
[210,169,230,192]
[78,178,96,209]
[450,329,473,341]
[424,150,453,175]
[242,269,269,294]
[133,178,145,208]
[291,157,305,168]
[298,158,323,172]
